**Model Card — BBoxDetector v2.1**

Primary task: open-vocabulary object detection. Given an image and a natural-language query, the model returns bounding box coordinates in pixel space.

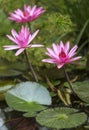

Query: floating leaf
[5,82,51,113]
[73,81,89,104]
[36,107,87,129]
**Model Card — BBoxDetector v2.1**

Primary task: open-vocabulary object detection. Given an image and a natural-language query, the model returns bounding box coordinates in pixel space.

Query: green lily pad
[36,107,87,129]
[5,82,51,113]
[73,81,89,104]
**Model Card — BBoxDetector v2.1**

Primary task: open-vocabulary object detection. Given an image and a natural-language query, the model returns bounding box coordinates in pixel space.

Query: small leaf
[23,112,37,117]
[36,107,87,129]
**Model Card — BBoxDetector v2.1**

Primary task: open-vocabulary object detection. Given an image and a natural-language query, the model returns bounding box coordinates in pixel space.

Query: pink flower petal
[15,9,23,17]
[70,56,82,62]
[45,52,53,57]
[11,29,19,39]
[42,59,55,64]
[64,41,70,53]
[68,45,78,57]
[30,44,44,47]
[23,26,30,39]
[10,13,21,19]
[6,35,19,45]
[24,4,27,10]
[57,63,64,69]
[3,45,19,50]
[15,48,25,56]
[52,43,59,55]
[28,30,39,44]
[59,41,65,49]
[30,5,37,15]
[47,48,56,58]
[34,7,45,16]
[45,52,59,60]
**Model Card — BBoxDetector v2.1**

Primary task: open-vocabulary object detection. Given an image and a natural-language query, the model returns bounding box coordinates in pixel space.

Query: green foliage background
[0,0,89,69]
[0,0,75,67]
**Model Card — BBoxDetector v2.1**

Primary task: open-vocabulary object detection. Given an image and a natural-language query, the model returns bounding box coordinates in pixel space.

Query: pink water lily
[42,41,81,69]
[3,26,43,56]
[9,4,45,23]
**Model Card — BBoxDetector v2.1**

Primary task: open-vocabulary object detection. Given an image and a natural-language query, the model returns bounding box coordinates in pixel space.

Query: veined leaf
[36,107,87,129]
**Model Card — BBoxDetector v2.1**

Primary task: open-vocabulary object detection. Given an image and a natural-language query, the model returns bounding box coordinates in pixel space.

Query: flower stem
[26,22,38,82]
[24,49,38,82]
[63,66,75,94]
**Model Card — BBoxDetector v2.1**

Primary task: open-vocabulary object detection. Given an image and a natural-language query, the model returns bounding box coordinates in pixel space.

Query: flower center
[23,11,30,17]
[59,48,66,58]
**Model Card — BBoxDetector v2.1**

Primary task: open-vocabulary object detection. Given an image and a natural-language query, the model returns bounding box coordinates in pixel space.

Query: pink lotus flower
[42,41,81,69]
[9,5,45,23]
[3,26,43,56]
